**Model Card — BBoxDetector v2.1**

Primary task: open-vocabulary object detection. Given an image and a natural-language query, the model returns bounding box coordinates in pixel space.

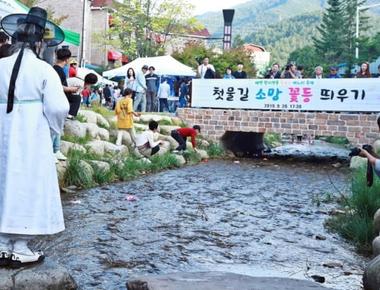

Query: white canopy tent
[77,67,117,86]
[103,55,196,79]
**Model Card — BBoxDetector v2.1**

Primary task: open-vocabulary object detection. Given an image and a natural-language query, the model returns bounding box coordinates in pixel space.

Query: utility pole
[80,0,87,67]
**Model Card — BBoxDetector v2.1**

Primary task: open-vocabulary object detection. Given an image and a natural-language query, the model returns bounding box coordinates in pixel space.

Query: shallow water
[35,160,365,290]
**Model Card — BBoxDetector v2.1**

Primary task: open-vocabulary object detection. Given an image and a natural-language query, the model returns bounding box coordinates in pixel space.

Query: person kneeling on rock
[135,120,164,157]
[171,125,201,153]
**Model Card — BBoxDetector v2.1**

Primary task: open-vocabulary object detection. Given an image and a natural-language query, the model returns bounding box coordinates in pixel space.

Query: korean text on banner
[191,79,380,112]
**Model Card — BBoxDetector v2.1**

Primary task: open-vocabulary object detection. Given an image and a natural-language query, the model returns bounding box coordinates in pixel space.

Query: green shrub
[327,165,380,252]
[91,105,114,118]
[264,132,282,148]
[92,164,115,185]
[207,143,225,158]
[316,136,349,146]
[159,119,173,126]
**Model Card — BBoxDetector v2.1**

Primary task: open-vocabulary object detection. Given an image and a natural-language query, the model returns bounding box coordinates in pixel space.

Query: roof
[243,44,266,53]
[91,0,113,7]
[188,28,211,38]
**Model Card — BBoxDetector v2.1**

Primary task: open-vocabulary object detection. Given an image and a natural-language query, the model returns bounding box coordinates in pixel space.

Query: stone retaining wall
[177,108,379,145]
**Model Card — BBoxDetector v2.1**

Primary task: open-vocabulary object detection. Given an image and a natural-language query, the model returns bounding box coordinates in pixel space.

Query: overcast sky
[190,0,250,15]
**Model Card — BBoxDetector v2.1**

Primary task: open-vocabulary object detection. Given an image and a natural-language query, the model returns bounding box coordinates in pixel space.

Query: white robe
[0,49,69,235]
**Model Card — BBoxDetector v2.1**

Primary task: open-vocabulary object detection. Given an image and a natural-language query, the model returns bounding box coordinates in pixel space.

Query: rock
[126,272,334,290]
[171,117,184,126]
[135,123,148,131]
[373,140,380,154]
[323,261,343,268]
[79,109,110,129]
[78,109,97,123]
[0,259,77,290]
[64,120,87,138]
[60,141,86,156]
[173,154,186,166]
[186,141,193,150]
[84,123,109,141]
[56,161,67,186]
[159,125,180,134]
[374,209,380,234]
[310,275,325,284]
[87,140,128,156]
[197,149,209,160]
[79,160,94,178]
[156,141,171,156]
[315,235,327,241]
[364,255,380,290]
[350,156,367,170]
[115,130,133,146]
[158,134,179,149]
[373,236,380,257]
[96,114,110,129]
[88,160,111,172]
[200,139,210,148]
[140,114,172,124]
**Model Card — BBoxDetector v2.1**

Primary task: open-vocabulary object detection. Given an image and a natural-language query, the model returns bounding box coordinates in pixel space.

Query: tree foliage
[103,0,201,59]
[18,0,68,25]
[172,41,256,77]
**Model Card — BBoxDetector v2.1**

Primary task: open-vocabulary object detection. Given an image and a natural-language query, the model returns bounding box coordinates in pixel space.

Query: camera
[349,144,374,157]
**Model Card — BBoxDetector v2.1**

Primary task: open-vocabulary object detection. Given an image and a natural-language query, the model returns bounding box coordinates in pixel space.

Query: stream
[34,159,365,290]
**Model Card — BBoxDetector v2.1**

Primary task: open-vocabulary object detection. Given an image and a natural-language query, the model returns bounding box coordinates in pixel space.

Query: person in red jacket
[171,125,201,152]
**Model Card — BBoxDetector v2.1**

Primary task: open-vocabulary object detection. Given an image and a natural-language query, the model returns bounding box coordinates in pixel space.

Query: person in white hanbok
[0,7,69,268]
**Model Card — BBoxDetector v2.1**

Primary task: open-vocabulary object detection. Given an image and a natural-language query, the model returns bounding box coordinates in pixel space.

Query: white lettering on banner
[191,79,380,112]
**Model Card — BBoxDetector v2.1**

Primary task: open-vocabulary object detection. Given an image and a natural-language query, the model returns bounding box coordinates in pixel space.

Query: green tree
[233,34,245,48]
[313,0,346,63]
[172,41,256,77]
[104,0,201,60]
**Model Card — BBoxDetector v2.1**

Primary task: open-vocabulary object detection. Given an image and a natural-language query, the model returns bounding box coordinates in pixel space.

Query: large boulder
[126,272,334,290]
[140,114,172,124]
[173,154,186,166]
[159,125,180,135]
[56,161,68,186]
[135,123,148,131]
[87,140,128,156]
[88,160,111,172]
[84,123,109,141]
[364,255,380,290]
[373,140,380,154]
[373,236,380,257]
[197,149,209,160]
[156,141,171,156]
[0,259,77,290]
[159,134,179,149]
[374,209,380,235]
[79,110,110,129]
[64,120,87,138]
[350,156,367,170]
[60,141,86,156]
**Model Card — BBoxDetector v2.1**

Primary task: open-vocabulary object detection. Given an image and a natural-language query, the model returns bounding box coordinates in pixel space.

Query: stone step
[0,259,77,290]
[126,272,334,290]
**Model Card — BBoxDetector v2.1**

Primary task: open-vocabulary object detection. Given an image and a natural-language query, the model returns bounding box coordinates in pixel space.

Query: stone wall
[177,108,379,145]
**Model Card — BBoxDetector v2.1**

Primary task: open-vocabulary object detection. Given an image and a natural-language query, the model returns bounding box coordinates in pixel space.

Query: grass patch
[92,164,115,185]
[317,136,349,146]
[76,114,87,123]
[91,105,114,118]
[61,134,92,145]
[149,153,179,172]
[326,165,380,253]
[159,119,173,126]
[183,150,202,165]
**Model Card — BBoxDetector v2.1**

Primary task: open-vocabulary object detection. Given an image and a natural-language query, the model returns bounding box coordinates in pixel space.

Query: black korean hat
[0,7,65,113]
[0,7,64,47]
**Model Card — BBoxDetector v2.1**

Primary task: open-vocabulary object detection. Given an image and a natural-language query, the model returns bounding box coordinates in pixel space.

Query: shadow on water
[34,160,365,290]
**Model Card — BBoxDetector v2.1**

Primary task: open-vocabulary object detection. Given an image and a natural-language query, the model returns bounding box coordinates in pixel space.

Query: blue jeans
[179,96,187,108]
[51,132,61,153]
[133,92,146,112]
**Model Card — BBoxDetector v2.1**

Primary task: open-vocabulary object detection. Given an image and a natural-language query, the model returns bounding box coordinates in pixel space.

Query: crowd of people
[0,7,204,268]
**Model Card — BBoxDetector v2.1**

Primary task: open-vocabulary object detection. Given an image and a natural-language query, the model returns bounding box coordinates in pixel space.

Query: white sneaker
[55,151,67,161]
[10,250,45,268]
